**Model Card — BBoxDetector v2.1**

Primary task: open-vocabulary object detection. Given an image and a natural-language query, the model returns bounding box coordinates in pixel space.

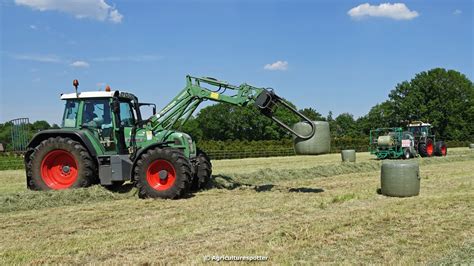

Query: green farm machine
[369,121,447,159]
[25,76,315,199]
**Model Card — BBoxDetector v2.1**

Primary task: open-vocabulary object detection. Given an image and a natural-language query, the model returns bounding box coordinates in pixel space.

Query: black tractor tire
[134,148,192,199]
[418,138,434,157]
[434,141,447,156]
[402,148,411,160]
[26,137,97,190]
[190,149,213,190]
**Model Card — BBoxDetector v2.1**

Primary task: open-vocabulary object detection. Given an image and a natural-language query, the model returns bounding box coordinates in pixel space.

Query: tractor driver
[83,102,99,128]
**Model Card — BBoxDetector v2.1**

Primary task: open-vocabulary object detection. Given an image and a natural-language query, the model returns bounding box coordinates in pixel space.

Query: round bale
[293,121,330,155]
[469,143,474,149]
[381,161,420,197]
[341,149,356,162]
[377,135,394,147]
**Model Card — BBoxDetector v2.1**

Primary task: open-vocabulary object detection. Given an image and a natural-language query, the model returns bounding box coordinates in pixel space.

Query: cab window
[62,100,79,128]
[82,99,112,129]
[120,101,135,127]
[409,127,420,134]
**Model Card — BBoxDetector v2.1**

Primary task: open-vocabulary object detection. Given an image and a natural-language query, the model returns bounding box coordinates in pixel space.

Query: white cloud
[109,9,123,23]
[15,0,123,23]
[29,24,37,30]
[92,55,162,62]
[264,60,288,71]
[348,3,419,20]
[70,60,90,68]
[453,9,462,15]
[12,53,61,63]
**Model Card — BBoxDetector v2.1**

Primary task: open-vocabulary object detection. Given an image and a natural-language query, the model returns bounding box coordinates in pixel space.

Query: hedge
[0,155,24,171]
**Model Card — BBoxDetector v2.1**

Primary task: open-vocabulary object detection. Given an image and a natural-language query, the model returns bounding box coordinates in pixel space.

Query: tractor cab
[60,90,146,154]
[407,121,432,138]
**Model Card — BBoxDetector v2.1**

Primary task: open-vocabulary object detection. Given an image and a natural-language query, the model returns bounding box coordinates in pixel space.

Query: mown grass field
[1,148,473,264]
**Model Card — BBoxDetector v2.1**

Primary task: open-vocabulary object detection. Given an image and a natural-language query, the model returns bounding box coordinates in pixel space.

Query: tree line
[1,68,472,151]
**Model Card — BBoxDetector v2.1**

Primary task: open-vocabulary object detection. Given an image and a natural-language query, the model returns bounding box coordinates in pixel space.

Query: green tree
[180,117,203,142]
[0,122,13,150]
[31,120,51,132]
[388,68,473,140]
[357,101,396,135]
[299,107,325,121]
[334,113,357,137]
[194,99,301,141]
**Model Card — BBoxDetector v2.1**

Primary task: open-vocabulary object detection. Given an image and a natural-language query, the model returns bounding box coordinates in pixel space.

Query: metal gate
[10,118,30,153]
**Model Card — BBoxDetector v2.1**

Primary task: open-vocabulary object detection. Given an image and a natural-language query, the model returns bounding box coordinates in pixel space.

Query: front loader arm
[148,75,315,140]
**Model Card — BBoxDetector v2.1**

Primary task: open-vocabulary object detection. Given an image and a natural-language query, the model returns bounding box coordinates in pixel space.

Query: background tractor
[369,121,447,159]
[25,76,315,199]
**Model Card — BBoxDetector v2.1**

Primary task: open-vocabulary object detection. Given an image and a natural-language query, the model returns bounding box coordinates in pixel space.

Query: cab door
[80,99,116,153]
[117,100,136,151]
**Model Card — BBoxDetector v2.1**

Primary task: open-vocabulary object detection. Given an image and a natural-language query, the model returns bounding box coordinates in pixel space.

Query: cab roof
[60,91,137,100]
[408,121,431,127]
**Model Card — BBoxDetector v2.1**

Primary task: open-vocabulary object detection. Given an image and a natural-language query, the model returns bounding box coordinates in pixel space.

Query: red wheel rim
[427,141,433,156]
[146,160,176,191]
[40,150,78,189]
[441,145,447,156]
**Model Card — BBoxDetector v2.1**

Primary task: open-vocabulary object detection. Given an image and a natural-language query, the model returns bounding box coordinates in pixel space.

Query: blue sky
[1,0,472,124]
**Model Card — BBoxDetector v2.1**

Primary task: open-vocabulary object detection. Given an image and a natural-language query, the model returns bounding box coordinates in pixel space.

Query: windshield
[409,126,429,135]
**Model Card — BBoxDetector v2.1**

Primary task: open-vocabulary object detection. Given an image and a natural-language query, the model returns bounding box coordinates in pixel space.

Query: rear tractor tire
[418,138,434,157]
[134,148,192,199]
[434,141,447,156]
[26,137,97,190]
[191,149,212,190]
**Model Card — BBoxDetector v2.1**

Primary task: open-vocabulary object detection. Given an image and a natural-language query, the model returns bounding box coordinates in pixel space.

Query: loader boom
[148,75,315,140]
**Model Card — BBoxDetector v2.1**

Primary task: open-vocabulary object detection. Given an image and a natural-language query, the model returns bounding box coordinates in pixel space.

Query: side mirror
[139,103,157,116]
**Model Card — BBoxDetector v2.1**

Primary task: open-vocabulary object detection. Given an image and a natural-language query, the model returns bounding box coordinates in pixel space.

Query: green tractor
[369,121,447,160]
[25,76,315,199]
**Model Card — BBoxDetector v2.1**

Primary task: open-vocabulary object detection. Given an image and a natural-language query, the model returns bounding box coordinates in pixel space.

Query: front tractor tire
[134,148,192,199]
[26,137,97,190]
[434,141,447,156]
[402,148,411,160]
[418,138,434,157]
[191,149,212,190]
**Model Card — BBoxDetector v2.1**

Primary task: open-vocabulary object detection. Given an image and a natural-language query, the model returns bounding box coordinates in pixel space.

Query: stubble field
[0,148,473,264]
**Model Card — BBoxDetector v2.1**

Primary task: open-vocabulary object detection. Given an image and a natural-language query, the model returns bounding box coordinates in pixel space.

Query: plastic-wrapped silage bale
[341,150,356,162]
[293,121,330,155]
[381,161,420,197]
